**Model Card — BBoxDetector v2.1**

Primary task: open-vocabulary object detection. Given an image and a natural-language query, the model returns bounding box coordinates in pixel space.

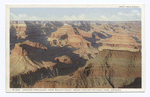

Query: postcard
[6,4,145,92]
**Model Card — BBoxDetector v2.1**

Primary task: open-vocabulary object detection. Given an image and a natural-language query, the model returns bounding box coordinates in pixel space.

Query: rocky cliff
[98,33,141,52]
[10,40,50,77]
[49,24,92,48]
[33,49,141,88]
[10,23,28,39]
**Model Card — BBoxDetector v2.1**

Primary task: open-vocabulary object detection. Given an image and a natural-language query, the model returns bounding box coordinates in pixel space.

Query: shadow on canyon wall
[72,21,92,32]
[10,44,87,88]
[131,36,141,44]
[120,77,141,88]
[10,21,64,52]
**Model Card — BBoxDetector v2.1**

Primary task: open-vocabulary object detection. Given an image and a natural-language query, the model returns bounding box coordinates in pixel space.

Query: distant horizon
[10,8,141,21]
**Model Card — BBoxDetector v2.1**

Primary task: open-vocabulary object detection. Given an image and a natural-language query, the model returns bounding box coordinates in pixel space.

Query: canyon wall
[33,49,141,88]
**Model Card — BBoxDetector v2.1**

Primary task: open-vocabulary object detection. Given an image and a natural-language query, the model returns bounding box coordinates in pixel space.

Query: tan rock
[99,33,141,52]
[54,55,72,64]
[49,25,92,48]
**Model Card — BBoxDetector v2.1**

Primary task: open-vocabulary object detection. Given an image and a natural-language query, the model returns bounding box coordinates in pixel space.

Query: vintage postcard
[6,4,145,92]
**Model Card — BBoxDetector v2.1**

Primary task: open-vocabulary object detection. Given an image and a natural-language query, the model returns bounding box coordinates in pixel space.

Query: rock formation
[49,24,92,48]
[10,40,50,77]
[10,23,28,39]
[54,55,73,64]
[33,49,141,88]
[98,33,141,52]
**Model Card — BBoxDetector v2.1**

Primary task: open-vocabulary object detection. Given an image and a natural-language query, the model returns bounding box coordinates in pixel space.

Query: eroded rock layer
[49,25,92,48]
[33,49,141,88]
[10,40,52,77]
[99,33,141,52]
[10,23,28,39]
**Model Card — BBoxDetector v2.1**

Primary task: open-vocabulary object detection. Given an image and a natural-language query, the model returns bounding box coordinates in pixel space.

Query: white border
[6,4,145,93]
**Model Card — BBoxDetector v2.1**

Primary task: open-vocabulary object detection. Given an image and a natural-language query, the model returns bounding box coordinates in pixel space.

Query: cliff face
[10,40,88,88]
[10,23,28,39]
[33,49,141,88]
[11,40,47,56]
[10,40,49,77]
[98,34,141,52]
[49,25,92,48]
[11,43,28,56]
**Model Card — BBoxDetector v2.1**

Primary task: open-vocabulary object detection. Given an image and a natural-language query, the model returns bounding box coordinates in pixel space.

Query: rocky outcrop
[21,40,47,50]
[33,49,141,88]
[10,40,88,88]
[49,25,92,48]
[10,23,28,39]
[11,40,47,56]
[10,40,49,77]
[11,43,28,56]
[75,27,93,38]
[54,55,73,64]
[98,34,141,52]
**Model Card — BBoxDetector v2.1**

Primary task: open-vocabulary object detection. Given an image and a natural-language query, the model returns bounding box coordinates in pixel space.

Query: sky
[10,8,141,21]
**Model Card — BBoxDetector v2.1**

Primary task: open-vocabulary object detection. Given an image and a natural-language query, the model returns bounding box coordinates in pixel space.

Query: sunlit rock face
[11,40,47,56]
[49,24,92,48]
[98,33,141,52]
[10,40,49,77]
[10,23,28,39]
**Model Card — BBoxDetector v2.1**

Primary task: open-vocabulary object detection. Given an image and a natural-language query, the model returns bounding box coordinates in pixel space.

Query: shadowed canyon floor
[10,21,142,88]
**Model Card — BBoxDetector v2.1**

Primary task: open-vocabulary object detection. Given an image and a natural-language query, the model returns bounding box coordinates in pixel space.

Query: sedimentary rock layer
[49,25,91,48]
[99,33,141,52]
[10,40,52,77]
[33,49,141,88]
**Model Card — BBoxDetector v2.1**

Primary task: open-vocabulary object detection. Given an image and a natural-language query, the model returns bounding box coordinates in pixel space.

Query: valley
[9,21,142,88]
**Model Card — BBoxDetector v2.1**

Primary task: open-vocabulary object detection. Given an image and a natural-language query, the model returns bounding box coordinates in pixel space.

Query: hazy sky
[10,8,141,21]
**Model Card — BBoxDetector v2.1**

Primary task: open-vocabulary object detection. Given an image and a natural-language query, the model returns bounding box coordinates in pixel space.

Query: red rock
[99,33,141,51]
[49,24,91,48]
[11,40,47,56]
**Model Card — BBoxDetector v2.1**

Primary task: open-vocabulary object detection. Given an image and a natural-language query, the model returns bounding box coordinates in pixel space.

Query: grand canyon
[10,21,141,88]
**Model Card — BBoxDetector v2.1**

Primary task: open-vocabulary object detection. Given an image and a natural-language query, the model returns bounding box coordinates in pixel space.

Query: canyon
[9,21,142,88]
